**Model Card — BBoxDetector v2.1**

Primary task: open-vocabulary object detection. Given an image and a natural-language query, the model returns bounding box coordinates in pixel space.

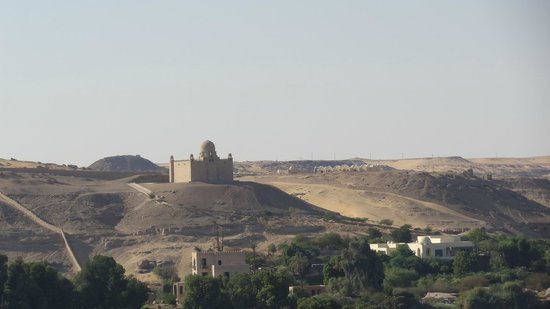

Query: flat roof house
[370,235,474,259]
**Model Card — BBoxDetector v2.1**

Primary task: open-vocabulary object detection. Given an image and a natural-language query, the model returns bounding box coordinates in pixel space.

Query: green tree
[3,258,36,309]
[340,238,384,293]
[251,269,294,309]
[289,252,310,284]
[316,233,344,250]
[0,254,7,306]
[367,228,382,240]
[387,245,435,276]
[463,228,490,243]
[297,295,341,309]
[383,268,419,290]
[457,282,543,309]
[181,275,227,309]
[223,272,256,309]
[2,259,76,309]
[453,250,478,276]
[390,227,412,243]
[268,243,277,256]
[391,291,426,309]
[153,263,180,305]
[323,255,344,284]
[74,255,148,309]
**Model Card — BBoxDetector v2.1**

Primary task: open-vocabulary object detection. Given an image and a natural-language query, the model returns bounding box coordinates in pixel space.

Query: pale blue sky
[1,1,549,166]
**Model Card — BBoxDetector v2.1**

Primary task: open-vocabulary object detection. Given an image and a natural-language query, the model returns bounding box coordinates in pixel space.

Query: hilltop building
[370,235,474,259]
[169,140,233,183]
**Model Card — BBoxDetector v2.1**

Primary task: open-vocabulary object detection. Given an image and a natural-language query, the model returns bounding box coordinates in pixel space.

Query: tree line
[178,227,550,308]
[0,255,148,309]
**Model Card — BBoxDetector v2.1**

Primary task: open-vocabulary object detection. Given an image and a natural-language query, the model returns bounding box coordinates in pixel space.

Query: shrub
[316,232,345,250]
[390,227,412,243]
[457,274,489,291]
[297,295,341,309]
[524,272,550,291]
[380,219,393,226]
[383,267,419,290]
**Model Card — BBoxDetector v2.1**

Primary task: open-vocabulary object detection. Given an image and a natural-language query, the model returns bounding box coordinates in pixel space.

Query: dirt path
[0,191,82,272]
[128,183,154,196]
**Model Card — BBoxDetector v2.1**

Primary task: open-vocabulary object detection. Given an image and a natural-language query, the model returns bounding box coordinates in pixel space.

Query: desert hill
[244,170,550,237]
[235,156,550,179]
[1,155,550,280]
[235,159,392,176]
[88,155,166,173]
[0,157,77,170]
[0,171,346,279]
[364,156,550,178]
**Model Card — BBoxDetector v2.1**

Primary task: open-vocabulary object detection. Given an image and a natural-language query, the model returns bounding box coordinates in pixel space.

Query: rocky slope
[88,155,166,173]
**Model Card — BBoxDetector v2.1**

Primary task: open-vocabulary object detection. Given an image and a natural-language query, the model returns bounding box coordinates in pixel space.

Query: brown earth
[0,155,549,283]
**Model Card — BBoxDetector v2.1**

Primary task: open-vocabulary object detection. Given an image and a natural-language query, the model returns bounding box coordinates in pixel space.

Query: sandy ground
[1,156,549,283]
[243,177,483,231]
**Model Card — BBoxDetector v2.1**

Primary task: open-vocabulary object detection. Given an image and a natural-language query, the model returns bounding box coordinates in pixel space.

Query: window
[224,272,230,278]
[435,249,443,257]
[426,248,431,256]
[179,286,183,295]
[201,258,207,268]
[201,272,208,276]
[218,260,222,265]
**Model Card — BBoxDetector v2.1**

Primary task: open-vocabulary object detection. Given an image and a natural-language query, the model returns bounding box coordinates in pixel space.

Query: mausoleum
[169,140,233,183]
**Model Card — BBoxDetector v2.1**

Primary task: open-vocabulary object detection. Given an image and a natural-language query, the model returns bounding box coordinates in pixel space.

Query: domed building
[169,140,233,183]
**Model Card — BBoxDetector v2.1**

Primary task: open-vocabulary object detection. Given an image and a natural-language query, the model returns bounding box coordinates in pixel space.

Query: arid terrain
[1,155,549,285]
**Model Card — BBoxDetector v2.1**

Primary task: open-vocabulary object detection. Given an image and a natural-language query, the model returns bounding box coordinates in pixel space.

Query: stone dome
[201,140,216,153]
[199,140,219,161]
[418,236,431,245]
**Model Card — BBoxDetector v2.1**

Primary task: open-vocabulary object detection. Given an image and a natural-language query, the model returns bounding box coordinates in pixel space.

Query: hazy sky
[1,1,549,166]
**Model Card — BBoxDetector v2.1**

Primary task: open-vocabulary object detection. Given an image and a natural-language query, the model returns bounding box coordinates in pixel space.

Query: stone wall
[170,159,233,183]
[171,160,192,182]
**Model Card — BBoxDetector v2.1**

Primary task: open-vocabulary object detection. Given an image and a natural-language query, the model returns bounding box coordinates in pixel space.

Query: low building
[289,285,327,296]
[370,235,474,259]
[173,282,185,303]
[173,249,250,304]
[191,250,249,277]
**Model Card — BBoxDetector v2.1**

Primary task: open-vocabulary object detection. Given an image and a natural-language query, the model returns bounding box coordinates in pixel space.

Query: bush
[316,233,345,250]
[367,228,382,240]
[457,282,543,308]
[457,274,489,291]
[297,295,341,309]
[380,219,393,226]
[390,227,412,243]
[524,272,550,291]
[327,277,353,297]
[323,212,338,221]
[383,267,419,290]
[153,264,178,281]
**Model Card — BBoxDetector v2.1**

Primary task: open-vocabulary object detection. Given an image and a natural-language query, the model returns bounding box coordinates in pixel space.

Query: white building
[370,235,474,259]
